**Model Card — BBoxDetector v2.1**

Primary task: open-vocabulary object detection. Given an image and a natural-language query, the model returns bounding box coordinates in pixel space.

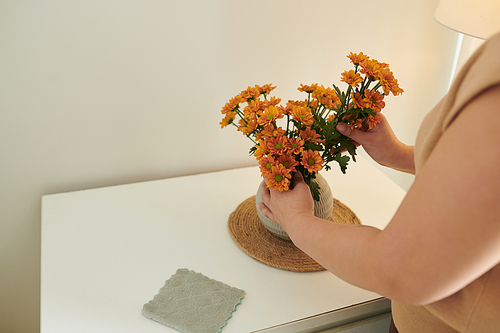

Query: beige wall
[0,0,458,331]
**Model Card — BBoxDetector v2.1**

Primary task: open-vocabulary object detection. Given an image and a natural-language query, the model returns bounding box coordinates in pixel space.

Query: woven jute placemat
[227,196,362,272]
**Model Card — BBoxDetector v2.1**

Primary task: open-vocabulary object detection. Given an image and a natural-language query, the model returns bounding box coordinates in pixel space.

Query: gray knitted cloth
[142,268,245,333]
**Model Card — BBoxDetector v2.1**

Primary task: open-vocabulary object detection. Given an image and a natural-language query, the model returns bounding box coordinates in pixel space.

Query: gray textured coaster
[143,268,245,333]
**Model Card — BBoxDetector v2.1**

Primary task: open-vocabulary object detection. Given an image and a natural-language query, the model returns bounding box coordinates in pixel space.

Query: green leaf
[329,130,342,141]
[364,107,376,116]
[307,143,323,151]
[325,118,338,134]
[324,120,341,150]
[344,140,357,162]
[336,154,350,174]
[308,179,321,201]
[332,84,344,102]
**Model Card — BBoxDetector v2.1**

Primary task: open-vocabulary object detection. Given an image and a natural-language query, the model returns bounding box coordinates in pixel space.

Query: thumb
[293,170,305,183]
[336,123,368,144]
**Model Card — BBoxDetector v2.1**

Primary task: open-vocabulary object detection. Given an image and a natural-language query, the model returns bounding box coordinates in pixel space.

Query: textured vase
[255,173,334,241]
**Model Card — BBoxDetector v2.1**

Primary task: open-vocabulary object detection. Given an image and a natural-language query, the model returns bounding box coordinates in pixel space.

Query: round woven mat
[227,196,362,272]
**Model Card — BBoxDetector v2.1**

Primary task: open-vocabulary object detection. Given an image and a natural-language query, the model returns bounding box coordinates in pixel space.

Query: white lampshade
[435,0,500,39]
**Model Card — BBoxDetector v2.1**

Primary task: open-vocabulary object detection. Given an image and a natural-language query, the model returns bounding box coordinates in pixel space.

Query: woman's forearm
[286,213,387,293]
[378,143,415,174]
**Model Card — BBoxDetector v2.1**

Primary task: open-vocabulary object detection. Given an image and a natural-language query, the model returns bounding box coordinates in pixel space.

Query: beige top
[392,32,500,332]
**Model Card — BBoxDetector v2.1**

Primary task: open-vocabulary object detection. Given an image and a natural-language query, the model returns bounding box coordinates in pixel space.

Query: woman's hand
[337,114,415,174]
[257,172,314,233]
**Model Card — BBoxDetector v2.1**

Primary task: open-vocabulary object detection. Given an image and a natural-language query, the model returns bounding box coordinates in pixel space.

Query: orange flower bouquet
[220,52,403,201]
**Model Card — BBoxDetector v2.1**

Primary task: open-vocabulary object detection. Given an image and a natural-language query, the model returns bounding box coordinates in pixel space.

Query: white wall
[0,1,458,331]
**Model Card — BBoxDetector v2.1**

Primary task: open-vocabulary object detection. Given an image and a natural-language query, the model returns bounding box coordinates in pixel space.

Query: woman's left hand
[257,172,314,233]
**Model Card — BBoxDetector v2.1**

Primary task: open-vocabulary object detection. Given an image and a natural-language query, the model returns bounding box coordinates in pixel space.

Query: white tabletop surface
[41,155,406,332]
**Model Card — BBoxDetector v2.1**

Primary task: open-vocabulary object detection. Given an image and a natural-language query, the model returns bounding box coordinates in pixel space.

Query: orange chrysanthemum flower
[307,98,319,110]
[390,82,404,96]
[298,83,318,93]
[363,89,385,113]
[266,164,291,192]
[256,84,276,95]
[220,111,236,128]
[379,61,390,70]
[287,136,305,155]
[300,127,322,143]
[366,113,382,129]
[258,105,284,126]
[284,100,308,115]
[282,102,294,116]
[237,116,258,135]
[221,96,242,114]
[378,68,404,96]
[291,106,314,126]
[239,86,261,101]
[258,155,276,176]
[359,59,383,80]
[347,52,368,66]
[301,150,323,173]
[254,140,268,160]
[256,125,285,141]
[351,92,366,109]
[263,96,282,108]
[340,70,363,87]
[266,135,288,156]
[278,153,299,171]
[378,68,394,94]
[244,99,264,118]
[312,85,340,109]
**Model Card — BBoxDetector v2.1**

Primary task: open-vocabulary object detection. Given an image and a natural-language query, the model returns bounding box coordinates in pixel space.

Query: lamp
[435,0,500,40]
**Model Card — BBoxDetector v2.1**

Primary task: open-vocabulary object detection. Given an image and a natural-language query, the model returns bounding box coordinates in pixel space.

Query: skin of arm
[258,85,500,305]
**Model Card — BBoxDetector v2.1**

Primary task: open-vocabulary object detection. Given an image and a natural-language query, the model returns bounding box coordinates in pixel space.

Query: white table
[41,155,406,332]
